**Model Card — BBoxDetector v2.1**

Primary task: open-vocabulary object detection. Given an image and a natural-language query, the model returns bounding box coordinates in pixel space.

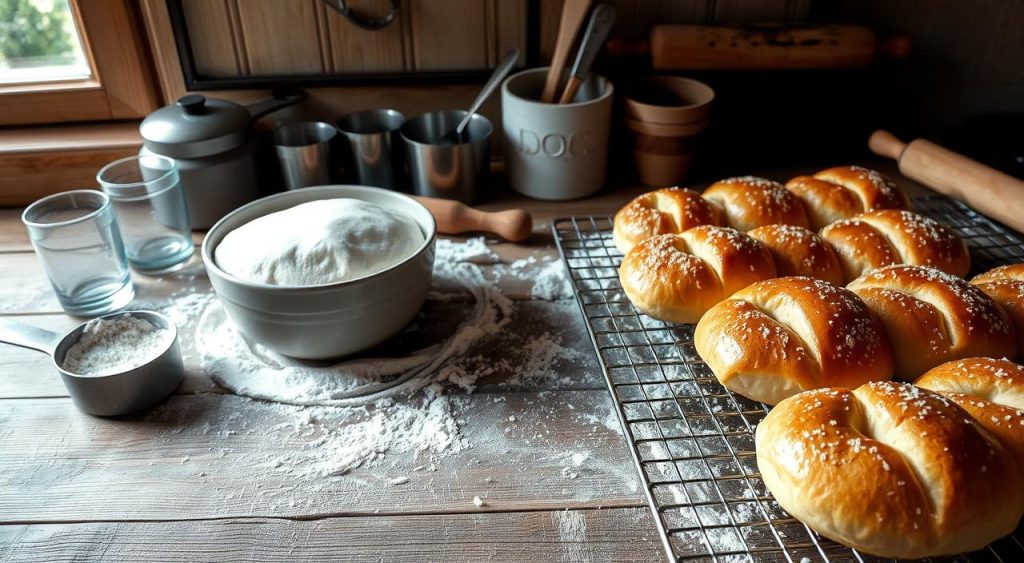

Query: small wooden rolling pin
[869,130,1024,234]
[412,196,533,242]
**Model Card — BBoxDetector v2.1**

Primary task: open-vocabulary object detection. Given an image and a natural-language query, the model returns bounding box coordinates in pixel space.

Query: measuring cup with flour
[0,311,183,416]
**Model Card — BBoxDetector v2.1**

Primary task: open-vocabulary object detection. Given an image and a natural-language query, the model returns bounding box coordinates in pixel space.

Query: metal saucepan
[0,311,183,416]
[140,90,307,229]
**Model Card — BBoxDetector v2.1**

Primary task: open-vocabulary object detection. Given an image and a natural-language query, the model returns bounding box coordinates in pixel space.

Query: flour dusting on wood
[143,237,606,482]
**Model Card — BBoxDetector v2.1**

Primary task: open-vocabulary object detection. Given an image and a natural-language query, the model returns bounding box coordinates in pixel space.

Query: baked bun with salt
[755,381,1024,559]
[747,224,844,285]
[694,276,893,405]
[915,357,1024,466]
[701,176,810,232]
[612,187,724,253]
[618,226,776,323]
[785,165,909,229]
[820,209,970,282]
[972,264,1024,354]
[847,265,1017,379]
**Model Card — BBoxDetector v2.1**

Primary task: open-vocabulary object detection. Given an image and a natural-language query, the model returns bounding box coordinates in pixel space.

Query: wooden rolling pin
[607,24,910,70]
[412,196,533,242]
[869,130,1024,234]
[652,24,875,69]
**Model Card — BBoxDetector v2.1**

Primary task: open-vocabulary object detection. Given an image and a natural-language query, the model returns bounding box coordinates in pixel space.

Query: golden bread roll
[785,165,909,229]
[701,176,810,232]
[694,276,893,404]
[618,227,776,323]
[747,224,844,285]
[972,264,1024,354]
[848,265,1017,379]
[756,381,1024,559]
[612,187,724,253]
[915,357,1024,467]
[820,209,970,282]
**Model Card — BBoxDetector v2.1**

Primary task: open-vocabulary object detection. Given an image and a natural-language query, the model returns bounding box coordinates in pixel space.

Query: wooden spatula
[412,196,533,242]
[540,0,593,103]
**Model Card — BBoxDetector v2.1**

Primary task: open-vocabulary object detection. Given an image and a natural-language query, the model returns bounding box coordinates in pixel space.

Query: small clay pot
[624,117,709,187]
[624,116,709,137]
[623,76,714,125]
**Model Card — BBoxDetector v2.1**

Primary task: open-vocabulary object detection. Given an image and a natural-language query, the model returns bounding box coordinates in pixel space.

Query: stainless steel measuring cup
[0,311,183,416]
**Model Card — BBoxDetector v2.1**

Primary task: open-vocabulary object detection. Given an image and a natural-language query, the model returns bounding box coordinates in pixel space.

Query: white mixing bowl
[201,185,436,359]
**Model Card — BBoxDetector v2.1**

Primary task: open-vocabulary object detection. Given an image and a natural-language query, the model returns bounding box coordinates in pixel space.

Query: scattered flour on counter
[528,259,574,301]
[553,510,589,562]
[197,240,513,407]
[560,451,590,479]
[138,237,592,478]
[62,314,174,376]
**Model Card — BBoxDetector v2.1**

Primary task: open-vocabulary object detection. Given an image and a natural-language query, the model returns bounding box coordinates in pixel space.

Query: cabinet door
[171,0,528,86]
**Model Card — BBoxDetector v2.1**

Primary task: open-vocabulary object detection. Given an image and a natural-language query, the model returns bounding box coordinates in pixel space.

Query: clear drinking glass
[97,155,193,274]
[22,190,134,315]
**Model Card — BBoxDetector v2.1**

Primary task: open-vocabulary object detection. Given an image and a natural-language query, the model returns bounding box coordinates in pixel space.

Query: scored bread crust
[972,264,1024,355]
[618,227,776,324]
[702,176,810,232]
[694,276,893,405]
[915,357,1024,469]
[820,209,970,282]
[747,224,844,285]
[847,265,1017,379]
[612,187,724,254]
[755,381,1024,559]
[786,165,909,230]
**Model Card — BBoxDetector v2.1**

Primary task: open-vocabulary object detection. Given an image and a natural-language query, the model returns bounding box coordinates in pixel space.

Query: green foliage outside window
[0,0,75,67]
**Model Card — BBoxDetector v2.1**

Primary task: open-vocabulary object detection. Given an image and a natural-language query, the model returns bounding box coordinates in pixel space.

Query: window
[0,0,159,125]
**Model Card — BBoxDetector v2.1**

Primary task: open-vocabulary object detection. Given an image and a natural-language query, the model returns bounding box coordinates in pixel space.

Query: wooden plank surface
[408,0,489,70]
[323,0,407,72]
[0,507,663,562]
[235,0,324,75]
[181,0,242,77]
[0,390,639,522]
[0,163,934,559]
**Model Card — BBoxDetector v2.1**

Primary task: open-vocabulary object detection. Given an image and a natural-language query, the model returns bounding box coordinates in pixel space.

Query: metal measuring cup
[0,311,183,416]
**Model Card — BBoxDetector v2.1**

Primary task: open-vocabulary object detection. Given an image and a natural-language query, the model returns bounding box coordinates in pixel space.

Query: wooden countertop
[0,162,931,561]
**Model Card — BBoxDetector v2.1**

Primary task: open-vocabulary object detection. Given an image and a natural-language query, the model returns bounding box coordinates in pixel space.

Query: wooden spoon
[412,196,533,242]
[540,0,593,103]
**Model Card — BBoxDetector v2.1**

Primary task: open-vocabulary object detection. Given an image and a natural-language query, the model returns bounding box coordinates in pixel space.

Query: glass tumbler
[22,190,134,315]
[97,155,193,274]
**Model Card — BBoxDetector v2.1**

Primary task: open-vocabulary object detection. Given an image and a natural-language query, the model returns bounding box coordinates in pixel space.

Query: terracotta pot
[626,125,706,187]
[623,76,714,125]
[624,116,709,137]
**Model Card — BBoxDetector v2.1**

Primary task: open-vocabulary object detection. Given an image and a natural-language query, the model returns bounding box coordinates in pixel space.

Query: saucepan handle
[246,89,309,121]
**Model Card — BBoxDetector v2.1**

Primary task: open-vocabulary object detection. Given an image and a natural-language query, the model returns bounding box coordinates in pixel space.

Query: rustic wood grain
[495,0,528,66]
[0,507,663,562]
[408,0,489,71]
[0,390,640,522]
[322,0,406,73]
[138,0,189,103]
[181,0,242,78]
[235,0,324,75]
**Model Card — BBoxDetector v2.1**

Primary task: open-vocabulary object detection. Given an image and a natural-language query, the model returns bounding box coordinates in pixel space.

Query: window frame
[0,0,159,126]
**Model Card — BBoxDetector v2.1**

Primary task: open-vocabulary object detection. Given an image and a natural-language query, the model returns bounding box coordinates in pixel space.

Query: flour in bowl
[62,315,173,376]
[215,198,425,286]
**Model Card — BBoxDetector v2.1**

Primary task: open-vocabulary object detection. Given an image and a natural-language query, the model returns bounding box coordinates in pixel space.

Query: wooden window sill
[0,122,142,207]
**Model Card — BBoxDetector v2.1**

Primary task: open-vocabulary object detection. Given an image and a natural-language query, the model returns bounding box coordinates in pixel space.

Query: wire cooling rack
[553,195,1024,563]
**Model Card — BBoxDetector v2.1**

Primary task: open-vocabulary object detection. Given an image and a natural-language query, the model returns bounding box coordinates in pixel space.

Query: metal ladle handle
[454,48,521,138]
[0,318,62,356]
